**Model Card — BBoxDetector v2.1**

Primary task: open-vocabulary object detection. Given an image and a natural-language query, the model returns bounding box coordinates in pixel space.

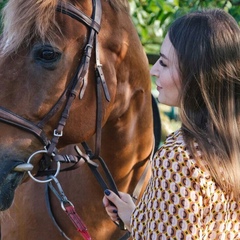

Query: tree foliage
[129,0,240,54]
[0,0,7,10]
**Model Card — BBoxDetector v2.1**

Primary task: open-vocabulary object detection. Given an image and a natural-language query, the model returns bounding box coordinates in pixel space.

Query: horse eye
[40,50,59,61]
[36,49,61,62]
[33,45,62,70]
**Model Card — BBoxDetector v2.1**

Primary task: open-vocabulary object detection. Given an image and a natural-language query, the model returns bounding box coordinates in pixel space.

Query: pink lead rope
[64,204,92,240]
[48,176,92,240]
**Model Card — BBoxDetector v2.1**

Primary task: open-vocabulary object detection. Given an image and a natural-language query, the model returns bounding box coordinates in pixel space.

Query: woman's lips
[157,86,162,91]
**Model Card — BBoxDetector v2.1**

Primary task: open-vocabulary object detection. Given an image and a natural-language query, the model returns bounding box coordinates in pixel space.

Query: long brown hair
[169,9,240,199]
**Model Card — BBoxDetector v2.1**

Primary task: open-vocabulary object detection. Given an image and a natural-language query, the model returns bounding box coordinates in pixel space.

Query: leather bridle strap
[0,107,49,146]
[49,0,124,236]
[55,0,110,159]
[56,2,100,33]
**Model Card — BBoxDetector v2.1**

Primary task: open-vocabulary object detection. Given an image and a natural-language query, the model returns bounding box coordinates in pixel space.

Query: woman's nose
[150,61,159,76]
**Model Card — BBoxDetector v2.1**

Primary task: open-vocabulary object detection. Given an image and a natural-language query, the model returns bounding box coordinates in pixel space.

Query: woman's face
[150,34,181,107]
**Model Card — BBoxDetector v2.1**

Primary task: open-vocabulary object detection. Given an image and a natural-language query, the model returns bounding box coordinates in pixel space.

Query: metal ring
[27,149,61,183]
[61,200,74,212]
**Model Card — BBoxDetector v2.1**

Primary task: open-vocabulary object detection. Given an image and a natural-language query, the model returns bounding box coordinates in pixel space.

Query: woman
[103,9,240,239]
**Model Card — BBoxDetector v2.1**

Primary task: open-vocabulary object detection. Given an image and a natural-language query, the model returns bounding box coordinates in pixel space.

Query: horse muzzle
[0,160,28,211]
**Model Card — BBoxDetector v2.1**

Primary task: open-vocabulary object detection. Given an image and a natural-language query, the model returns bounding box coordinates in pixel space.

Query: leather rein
[0,1,150,239]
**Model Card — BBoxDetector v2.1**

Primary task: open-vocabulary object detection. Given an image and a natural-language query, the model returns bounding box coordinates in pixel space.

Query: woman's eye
[159,59,167,67]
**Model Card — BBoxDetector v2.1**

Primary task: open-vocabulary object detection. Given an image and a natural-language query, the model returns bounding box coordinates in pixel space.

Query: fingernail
[113,209,118,213]
[104,189,111,196]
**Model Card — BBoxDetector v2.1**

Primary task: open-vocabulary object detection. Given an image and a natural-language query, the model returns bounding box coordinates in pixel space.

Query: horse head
[0,1,154,238]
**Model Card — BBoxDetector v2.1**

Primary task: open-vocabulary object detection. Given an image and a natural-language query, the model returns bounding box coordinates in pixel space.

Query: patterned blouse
[130,129,240,239]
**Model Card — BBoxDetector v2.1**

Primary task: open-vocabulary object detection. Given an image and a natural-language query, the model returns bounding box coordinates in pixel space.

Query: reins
[44,143,152,240]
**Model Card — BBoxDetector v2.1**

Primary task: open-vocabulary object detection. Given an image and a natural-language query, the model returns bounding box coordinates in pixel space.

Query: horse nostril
[13,163,33,172]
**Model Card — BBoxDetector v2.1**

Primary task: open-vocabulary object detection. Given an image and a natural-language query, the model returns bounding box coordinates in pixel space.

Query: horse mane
[0,0,129,57]
[0,0,60,57]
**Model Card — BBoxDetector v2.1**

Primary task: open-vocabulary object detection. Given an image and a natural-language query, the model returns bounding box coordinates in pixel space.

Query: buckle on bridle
[54,129,63,137]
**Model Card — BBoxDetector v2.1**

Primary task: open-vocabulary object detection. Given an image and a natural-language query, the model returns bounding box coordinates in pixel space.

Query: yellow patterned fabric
[130,129,240,239]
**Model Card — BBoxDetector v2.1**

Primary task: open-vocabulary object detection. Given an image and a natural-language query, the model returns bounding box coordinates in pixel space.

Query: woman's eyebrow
[160,53,168,60]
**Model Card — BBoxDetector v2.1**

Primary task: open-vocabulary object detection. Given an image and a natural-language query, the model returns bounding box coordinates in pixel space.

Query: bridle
[0,0,113,186]
[0,1,150,239]
[0,0,114,179]
[0,0,108,161]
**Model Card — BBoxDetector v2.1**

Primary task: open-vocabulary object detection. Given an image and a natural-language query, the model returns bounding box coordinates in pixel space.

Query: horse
[0,0,159,239]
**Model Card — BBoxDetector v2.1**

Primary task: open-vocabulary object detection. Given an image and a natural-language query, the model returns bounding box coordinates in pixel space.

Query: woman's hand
[102,189,136,231]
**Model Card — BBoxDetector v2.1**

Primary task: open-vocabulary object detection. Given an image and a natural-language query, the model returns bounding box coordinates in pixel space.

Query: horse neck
[101,2,153,164]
